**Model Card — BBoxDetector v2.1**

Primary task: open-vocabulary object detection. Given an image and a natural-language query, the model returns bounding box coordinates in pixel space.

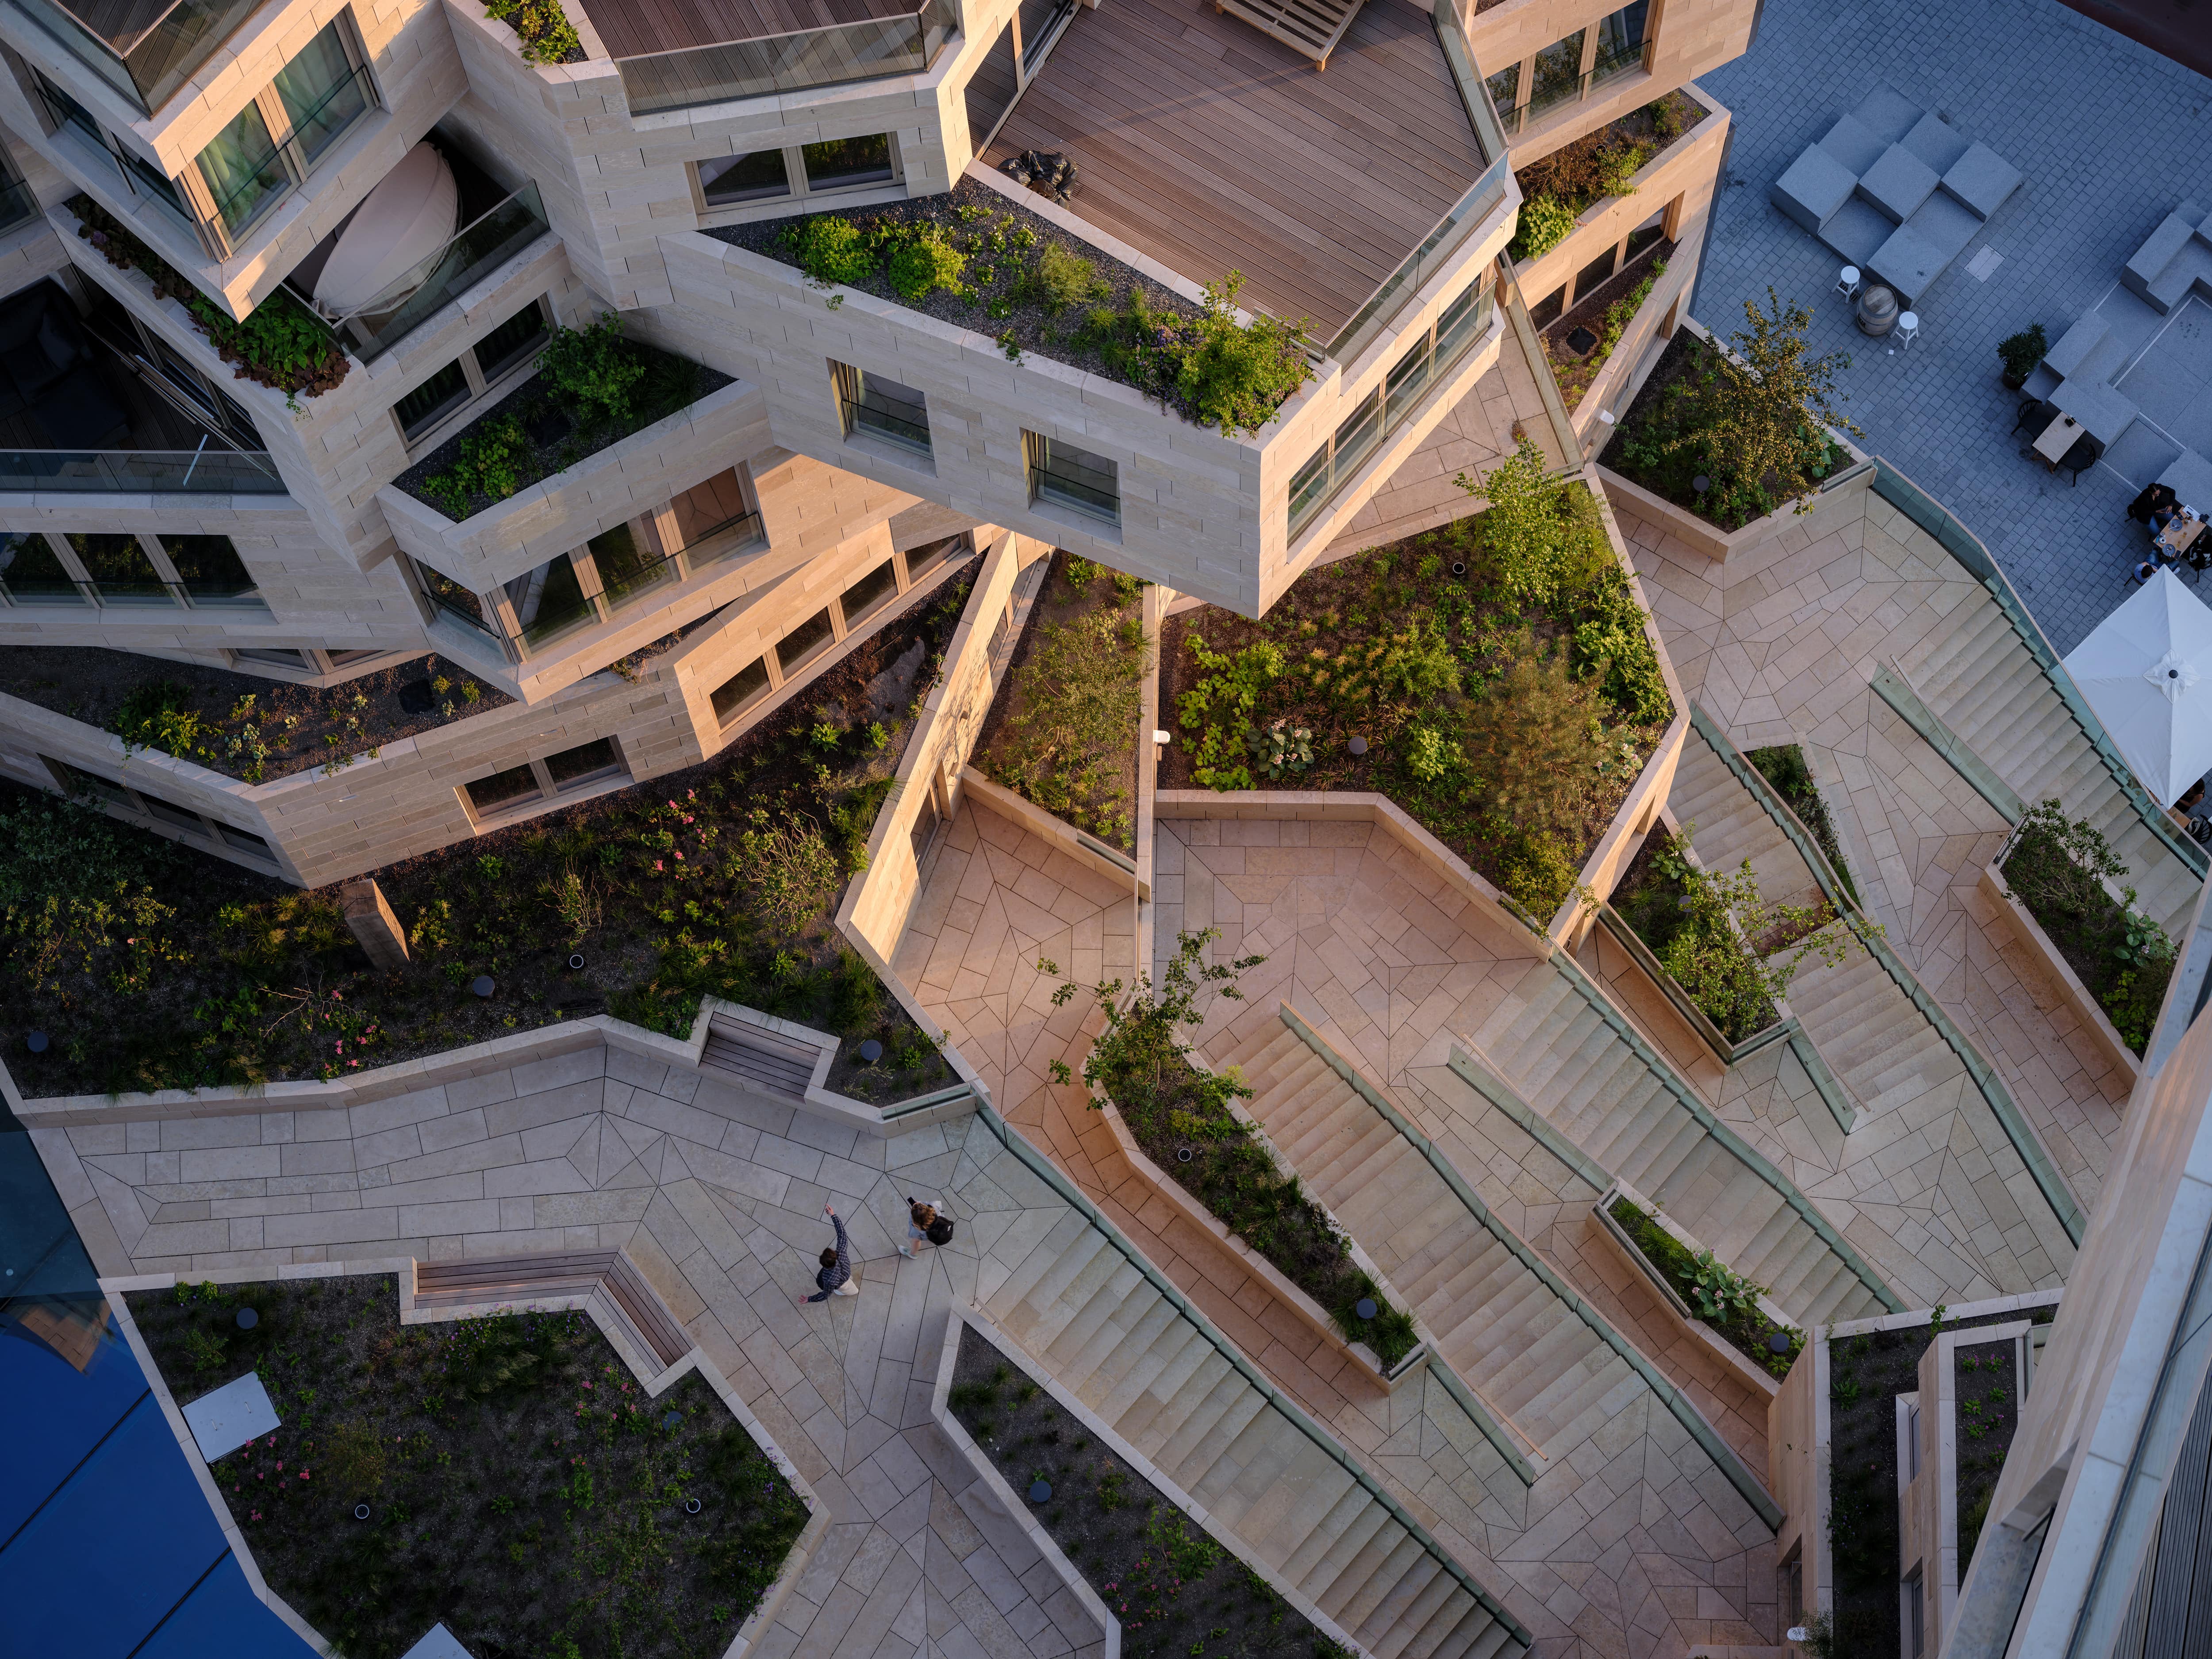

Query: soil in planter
[1542,239,1675,410]
[1826,1309,2049,1659]
[1953,1336,2020,1573]
[1,574,975,1100]
[1607,1196,1799,1378]
[0,646,513,783]
[947,1326,1348,1659]
[126,1275,810,1659]
[1599,329,1851,529]
[1746,743,1863,908]
[973,549,1146,852]
[392,344,736,522]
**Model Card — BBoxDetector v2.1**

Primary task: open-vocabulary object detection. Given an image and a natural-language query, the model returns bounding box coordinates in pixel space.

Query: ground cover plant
[1606,1195,1799,1376]
[1745,743,1862,907]
[127,1274,809,1659]
[0,646,511,784]
[975,551,1147,851]
[485,0,584,60]
[948,1325,1349,1659]
[1999,799,2177,1054]
[1046,929,1420,1368]
[720,179,1311,436]
[1510,92,1705,262]
[1160,441,1671,919]
[1824,1309,2045,1659]
[1609,827,1851,1041]
[1602,296,1856,528]
[69,196,349,401]
[0,578,973,1099]
[396,316,733,521]
[1544,252,1668,410]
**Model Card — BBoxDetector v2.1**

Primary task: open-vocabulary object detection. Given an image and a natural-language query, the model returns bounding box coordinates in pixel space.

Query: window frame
[0,529,266,611]
[38,752,277,862]
[390,294,555,453]
[460,737,633,826]
[691,133,905,225]
[173,14,382,255]
[1025,429,1121,530]
[832,360,933,461]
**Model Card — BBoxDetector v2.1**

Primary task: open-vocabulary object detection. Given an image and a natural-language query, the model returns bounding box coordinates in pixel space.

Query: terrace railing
[616,0,955,116]
[8,0,262,113]
[323,182,551,361]
[0,444,284,493]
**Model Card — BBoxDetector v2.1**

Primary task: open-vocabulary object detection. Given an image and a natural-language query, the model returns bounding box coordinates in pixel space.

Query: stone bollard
[342,878,409,973]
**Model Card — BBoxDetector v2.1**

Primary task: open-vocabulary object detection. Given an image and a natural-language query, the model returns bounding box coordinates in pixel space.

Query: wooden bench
[701,1010,825,1099]
[413,1249,692,1369]
[1214,0,1364,69]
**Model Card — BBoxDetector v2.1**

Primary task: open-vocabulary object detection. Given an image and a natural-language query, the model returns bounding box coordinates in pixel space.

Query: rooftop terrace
[983,0,1488,337]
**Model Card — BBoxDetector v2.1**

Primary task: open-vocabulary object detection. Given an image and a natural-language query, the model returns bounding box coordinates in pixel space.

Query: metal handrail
[964,1102,1534,1651]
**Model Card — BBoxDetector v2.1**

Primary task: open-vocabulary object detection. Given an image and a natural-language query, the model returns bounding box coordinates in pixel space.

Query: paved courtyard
[1691,0,2212,653]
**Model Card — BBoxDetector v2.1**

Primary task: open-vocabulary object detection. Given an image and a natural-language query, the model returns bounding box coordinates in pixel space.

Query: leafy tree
[1455,438,1611,610]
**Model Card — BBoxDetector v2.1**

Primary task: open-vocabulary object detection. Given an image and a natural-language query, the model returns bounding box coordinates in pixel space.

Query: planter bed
[1998,805,2176,1057]
[712,178,1304,434]
[1824,1308,2048,1659]
[392,342,735,522]
[1158,469,1671,920]
[945,1323,1346,1659]
[2,645,512,783]
[0,577,975,1100]
[1744,743,1863,908]
[1598,327,1851,530]
[126,1272,809,1659]
[1541,238,1674,409]
[973,549,1146,853]
[1601,1192,1797,1383]
[1510,91,1708,264]
[1605,827,1786,1042]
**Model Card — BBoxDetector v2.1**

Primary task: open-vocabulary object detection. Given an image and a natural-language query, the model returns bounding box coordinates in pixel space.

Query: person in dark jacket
[2131,482,2178,525]
[798,1204,857,1303]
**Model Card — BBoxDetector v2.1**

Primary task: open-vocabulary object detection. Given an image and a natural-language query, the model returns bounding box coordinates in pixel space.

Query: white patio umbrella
[2061,566,2212,807]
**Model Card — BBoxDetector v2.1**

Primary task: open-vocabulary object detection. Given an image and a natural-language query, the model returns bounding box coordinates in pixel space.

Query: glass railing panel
[8,0,261,111]
[0,448,285,492]
[617,0,954,117]
[328,183,550,361]
[1329,154,1508,364]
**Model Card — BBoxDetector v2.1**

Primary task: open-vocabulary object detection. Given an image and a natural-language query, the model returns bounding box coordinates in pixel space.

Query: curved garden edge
[104,1251,832,1659]
[1586,1183,1785,1401]
[1087,1079,1428,1397]
[1975,860,2143,1085]
[934,1305,1370,1659]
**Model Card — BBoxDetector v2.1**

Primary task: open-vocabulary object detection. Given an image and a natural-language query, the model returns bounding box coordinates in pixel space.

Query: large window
[503,553,597,649]
[1289,269,1493,541]
[0,532,84,603]
[695,133,901,215]
[775,609,836,676]
[69,533,172,604]
[0,531,261,611]
[710,657,771,725]
[1590,2,1648,85]
[834,362,932,457]
[392,298,550,447]
[461,738,630,821]
[159,534,256,603]
[182,18,378,247]
[1026,432,1119,527]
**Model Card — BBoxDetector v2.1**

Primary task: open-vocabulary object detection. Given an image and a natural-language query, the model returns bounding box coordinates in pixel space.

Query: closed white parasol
[2061,566,2212,807]
[312,141,458,318]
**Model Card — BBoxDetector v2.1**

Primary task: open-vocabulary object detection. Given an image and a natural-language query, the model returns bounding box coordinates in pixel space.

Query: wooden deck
[579,0,911,61]
[984,0,1486,337]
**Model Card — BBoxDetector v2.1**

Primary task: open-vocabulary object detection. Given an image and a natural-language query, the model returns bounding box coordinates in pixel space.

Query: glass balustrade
[325,182,550,360]
[8,0,264,114]
[0,446,284,492]
[617,0,955,117]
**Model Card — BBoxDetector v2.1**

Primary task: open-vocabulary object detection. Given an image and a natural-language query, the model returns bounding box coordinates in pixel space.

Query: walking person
[797,1203,859,1304]
[897,1196,954,1259]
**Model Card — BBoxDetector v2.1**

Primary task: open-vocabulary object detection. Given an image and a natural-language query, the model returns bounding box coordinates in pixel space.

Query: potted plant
[1998,323,2048,391]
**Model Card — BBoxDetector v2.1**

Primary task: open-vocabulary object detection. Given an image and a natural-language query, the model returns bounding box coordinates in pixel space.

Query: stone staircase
[1892,577,2200,938]
[1458,955,1886,1324]
[981,1200,1526,1659]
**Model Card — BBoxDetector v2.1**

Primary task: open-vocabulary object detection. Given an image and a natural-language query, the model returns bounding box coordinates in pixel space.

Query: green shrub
[885,229,966,300]
[538,314,646,429]
[987,606,1147,849]
[783,216,876,287]
[188,288,347,405]
[2002,799,2176,1054]
[1458,439,1612,611]
[424,413,528,518]
[1510,194,1578,261]
[1570,566,1670,722]
[1178,636,1284,790]
[112,680,215,764]
[1171,273,1312,438]
[484,0,582,60]
[1997,323,2048,386]
[1496,824,1575,918]
[1018,242,1108,313]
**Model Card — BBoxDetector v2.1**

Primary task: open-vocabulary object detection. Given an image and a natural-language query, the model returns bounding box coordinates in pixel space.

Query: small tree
[1454,438,1609,610]
[1045,927,1264,1116]
[1650,829,1858,1039]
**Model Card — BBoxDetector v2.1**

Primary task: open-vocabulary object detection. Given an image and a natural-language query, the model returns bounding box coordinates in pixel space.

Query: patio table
[2033,410,2084,465]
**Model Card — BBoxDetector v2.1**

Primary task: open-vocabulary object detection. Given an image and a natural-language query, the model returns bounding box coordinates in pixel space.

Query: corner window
[196,99,292,234]
[1027,432,1119,527]
[409,555,494,637]
[271,21,373,169]
[833,362,932,457]
[694,134,900,218]
[588,521,675,611]
[710,657,771,725]
[668,469,761,552]
[502,554,597,648]
[1590,2,1648,84]
[775,609,836,676]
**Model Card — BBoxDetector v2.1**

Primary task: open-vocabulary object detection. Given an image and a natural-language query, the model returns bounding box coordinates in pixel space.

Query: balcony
[8,0,262,114]
[0,276,281,495]
[584,0,956,116]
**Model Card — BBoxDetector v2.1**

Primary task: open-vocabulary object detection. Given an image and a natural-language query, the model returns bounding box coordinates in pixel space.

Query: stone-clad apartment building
[0,0,1747,884]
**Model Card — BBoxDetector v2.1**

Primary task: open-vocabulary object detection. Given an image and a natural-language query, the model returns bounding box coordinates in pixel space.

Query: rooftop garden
[484,0,585,61]
[1048,930,1421,1370]
[1609,826,1849,1043]
[947,1323,1351,1659]
[396,316,732,521]
[1602,295,1857,529]
[974,551,1147,852]
[128,1274,808,1659]
[2000,799,2177,1055]
[1606,1194,1800,1378]
[1160,442,1671,919]
[1820,1308,2047,1659]
[718,180,1311,437]
[0,646,512,783]
[69,195,349,403]
[1509,92,1705,264]
[0,576,974,1100]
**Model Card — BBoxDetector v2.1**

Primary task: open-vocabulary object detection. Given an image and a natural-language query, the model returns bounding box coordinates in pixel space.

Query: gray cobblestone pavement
[1690,0,2212,654]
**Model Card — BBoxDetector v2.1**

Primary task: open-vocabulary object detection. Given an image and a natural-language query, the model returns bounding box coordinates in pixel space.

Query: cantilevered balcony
[8,0,263,114]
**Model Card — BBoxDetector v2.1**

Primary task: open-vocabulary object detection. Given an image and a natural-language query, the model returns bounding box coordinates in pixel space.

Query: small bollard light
[472,975,495,998]
[1597,409,1616,425]
[1787,1630,1810,1646]
[1349,736,1368,756]
[355,1503,372,1521]
[236,1308,259,1331]
[1176,1147,1194,1163]
[568,954,585,972]
[1152,730,1171,745]
[1451,561,1467,579]
[686,1498,703,1515]
[664,1411,682,1430]
[1029,1479,1052,1504]
[1355,1298,1378,1321]
[1768,1330,1793,1355]
[1693,474,1712,493]
[858,1039,884,1064]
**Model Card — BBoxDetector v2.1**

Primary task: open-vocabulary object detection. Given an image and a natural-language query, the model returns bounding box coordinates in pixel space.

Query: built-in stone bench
[2124,201,2212,315]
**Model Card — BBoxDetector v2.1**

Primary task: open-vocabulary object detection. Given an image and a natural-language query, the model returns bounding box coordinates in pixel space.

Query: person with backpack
[897,1197,954,1258]
[797,1203,859,1304]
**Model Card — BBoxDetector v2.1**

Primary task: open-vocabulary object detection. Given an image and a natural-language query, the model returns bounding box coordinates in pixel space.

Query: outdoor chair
[2012,396,2057,436]
[2059,434,2104,486]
